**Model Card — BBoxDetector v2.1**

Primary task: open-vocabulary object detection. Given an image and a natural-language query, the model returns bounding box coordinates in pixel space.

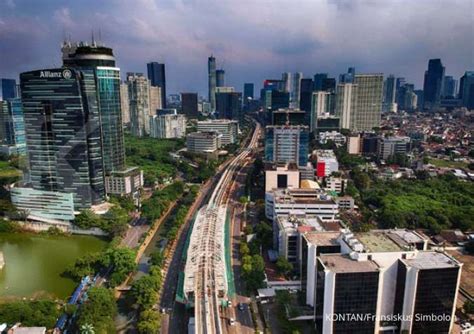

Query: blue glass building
[0,78,17,100]
[0,98,26,155]
[265,125,309,167]
[147,62,167,108]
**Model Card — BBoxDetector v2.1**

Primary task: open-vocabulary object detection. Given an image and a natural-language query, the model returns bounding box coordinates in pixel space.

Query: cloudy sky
[0,0,473,96]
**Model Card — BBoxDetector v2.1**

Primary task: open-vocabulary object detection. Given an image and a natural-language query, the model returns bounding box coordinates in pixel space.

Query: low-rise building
[314,150,339,177]
[265,163,300,192]
[318,131,346,146]
[186,131,222,154]
[324,176,345,194]
[105,167,143,197]
[378,136,411,160]
[335,195,354,210]
[197,119,239,145]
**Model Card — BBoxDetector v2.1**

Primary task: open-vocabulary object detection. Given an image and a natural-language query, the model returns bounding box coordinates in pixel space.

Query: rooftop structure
[319,253,379,273]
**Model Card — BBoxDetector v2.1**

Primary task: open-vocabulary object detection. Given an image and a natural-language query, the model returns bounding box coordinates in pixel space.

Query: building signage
[39,69,73,79]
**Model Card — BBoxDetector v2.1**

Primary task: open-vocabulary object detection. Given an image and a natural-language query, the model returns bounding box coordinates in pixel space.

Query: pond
[0,232,107,300]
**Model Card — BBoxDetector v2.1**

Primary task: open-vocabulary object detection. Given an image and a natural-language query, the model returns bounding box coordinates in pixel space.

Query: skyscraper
[149,85,162,115]
[208,56,217,111]
[459,71,474,110]
[215,92,242,119]
[147,62,167,108]
[120,82,130,125]
[311,91,332,132]
[127,73,151,137]
[0,98,26,155]
[335,83,358,130]
[313,73,328,91]
[244,83,254,101]
[181,92,199,117]
[291,72,303,108]
[0,78,17,100]
[442,76,457,98]
[216,69,225,87]
[339,67,356,83]
[423,58,445,110]
[265,125,309,167]
[353,74,383,131]
[62,41,125,173]
[20,68,105,209]
[383,75,397,112]
[299,78,314,125]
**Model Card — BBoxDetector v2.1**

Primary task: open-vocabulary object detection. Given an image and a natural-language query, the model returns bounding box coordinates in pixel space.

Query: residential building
[314,150,339,177]
[353,74,383,131]
[215,91,242,119]
[147,62,166,108]
[20,68,106,210]
[208,55,217,111]
[335,196,354,210]
[181,92,199,117]
[150,110,186,139]
[197,119,238,145]
[265,188,339,221]
[265,125,309,167]
[378,136,411,160]
[423,58,445,110]
[335,83,358,130]
[0,98,26,155]
[265,162,300,192]
[127,72,150,137]
[186,131,222,154]
[324,177,345,194]
[120,82,130,125]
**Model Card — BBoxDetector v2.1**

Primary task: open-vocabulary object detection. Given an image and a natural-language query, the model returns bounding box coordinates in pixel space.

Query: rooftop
[355,231,402,252]
[319,254,379,273]
[404,251,460,270]
[303,231,341,246]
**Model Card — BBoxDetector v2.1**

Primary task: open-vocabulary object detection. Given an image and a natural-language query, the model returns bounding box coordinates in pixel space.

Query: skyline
[1,0,473,96]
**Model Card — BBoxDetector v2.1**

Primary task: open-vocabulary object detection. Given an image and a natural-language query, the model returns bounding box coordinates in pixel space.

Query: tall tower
[147,62,167,108]
[208,56,217,111]
[384,75,397,113]
[423,59,445,110]
[353,74,383,131]
[216,69,225,87]
[335,83,358,130]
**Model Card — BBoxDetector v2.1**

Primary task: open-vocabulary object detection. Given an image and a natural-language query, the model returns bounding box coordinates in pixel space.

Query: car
[229,318,236,326]
[238,303,245,311]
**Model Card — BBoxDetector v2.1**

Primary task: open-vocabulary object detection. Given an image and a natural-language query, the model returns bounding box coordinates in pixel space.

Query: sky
[0,0,473,96]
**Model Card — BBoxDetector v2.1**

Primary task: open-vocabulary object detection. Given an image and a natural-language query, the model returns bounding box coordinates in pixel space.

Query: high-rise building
[335,83,358,130]
[197,119,239,145]
[127,73,150,137]
[313,73,328,91]
[459,71,474,110]
[299,78,314,124]
[291,72,302,108]
[272,108,306,126]
[384,74,397,112]
[353,74,383,131]
[243,83,254,107]
[120,82,130,125]
[208,55,217,111]
[0,98,26,155]
[215,92,242,119]
[339,66,355,83]
[311,91,332,132]
[149,110,186,139]
[0,78,17,100]
[443,76,457,98]
[265,125,309,167]
[282,72,291,93]
[62,41,125,173]
[423,58,445,110]
[398,84,418,111]
[147,62,166,108]
[20,68,105,209]
[181,92,199,117]
[149,85,162,115]
[216,69,225,87]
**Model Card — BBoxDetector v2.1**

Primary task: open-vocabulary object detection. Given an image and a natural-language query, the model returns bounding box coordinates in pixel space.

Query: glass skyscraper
[0,98,26,155]
[423,58,445,110]
[0,78,17,100]
[264,125,309,167]
[147,62,167,108]
[20,68,105,209]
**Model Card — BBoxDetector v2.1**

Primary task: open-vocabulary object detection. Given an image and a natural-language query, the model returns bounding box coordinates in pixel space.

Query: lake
[0,232,107,300]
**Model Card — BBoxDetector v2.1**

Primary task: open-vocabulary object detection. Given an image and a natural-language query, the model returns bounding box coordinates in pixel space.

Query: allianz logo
[39,69,73,79]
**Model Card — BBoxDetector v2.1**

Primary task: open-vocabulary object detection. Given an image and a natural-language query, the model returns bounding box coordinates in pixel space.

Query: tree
[464,300,474,315]
[276,256,293,276]
[130,275,161,308]
[76,287,117,333]
[0,300,60,328]
[137,309,161,333]
[100,247,137,287]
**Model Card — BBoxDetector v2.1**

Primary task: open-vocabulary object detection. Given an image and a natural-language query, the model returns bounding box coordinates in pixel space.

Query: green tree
[464,300,474,315]
[130,275,161,308]
[76,287,117,333]
[276,256,293,276]
[100,247,137,287]
[137,309,161,333]
[0,300,60,328]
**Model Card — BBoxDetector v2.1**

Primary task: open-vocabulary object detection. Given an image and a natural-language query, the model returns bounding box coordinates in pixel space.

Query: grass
[428,158,468,169]
[0,160,21,180]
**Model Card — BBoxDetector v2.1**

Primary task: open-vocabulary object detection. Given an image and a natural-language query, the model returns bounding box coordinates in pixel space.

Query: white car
[461,322,472,330]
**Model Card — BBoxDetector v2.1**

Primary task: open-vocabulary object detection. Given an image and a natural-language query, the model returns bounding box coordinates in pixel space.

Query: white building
[335,83,358,130]
[311,91,331,131]
[120,82,130,125]
[265,188,338,222]
[314,150,339,178]
[378,136,411,160]
[265,163,300,192]
[149,111,186,139]
[127,73,150,137]
[318,131,346,146]
[186,131,222,154]
[148,85,162,115]
[197,119,239,145]
[105,167,144,196]
[324,177,345,194]
[347,134,361,155]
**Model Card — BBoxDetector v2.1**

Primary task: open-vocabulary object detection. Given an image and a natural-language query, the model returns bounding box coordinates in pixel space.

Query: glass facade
[147,62,167,108]
[20,68,105,209]
[264,126,309,167]
[0,98,26,155]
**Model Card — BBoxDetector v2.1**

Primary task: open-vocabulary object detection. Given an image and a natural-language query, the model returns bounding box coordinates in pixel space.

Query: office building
[272,108,306,126]
[313,73,328,91]
[339,67,355,83]
[181,92,199,117]
[197,119,238,145]
[443,75,457,98]
[263,90,290,114]
[398,84,418,111]
[62,41,126,174]
[0,98,26,155]
[311,91,332,132]
[120,82,130,125]
[0,78,17,100]
[186,131,221,154]
[291,72,303,108]
[335,83,357,130]
[216,69,225,87]
[353,74,383,131]
[459,71,474,110]
[127,73,150,137]
[104,167,144,196]
[378,136,411,160]
[149,85,162,115]
[384,75,397,113]
[265,125,309,167]
[243,83,254,103]
[208,55,217,111]
[264,163,300,192]
[215,86,235,93]
[314,150,339,177]
[147,62,166,108]
[299,78,314,123]
[318,131,346,147]
[150,110,186,139]
[324,177,345,194]
[20,68,105,210]
[215,91,242,119]
[265,188,339,221]
[347,135,361,155]
[423,59,445,110]
[314,116,340,134]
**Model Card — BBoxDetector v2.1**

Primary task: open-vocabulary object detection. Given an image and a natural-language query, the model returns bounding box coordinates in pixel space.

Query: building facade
[208,55,217,111]
[186,131,221,154]
[127,73,151,137]
[181,92,199,117]
[265,125,309,167]
[215,92,242,119]
[147,62,166,108]
[0,98,26,155]
[150,111,186,139]
[197,119,238,145]
[423,59,445,110]
[353,74,383,132]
